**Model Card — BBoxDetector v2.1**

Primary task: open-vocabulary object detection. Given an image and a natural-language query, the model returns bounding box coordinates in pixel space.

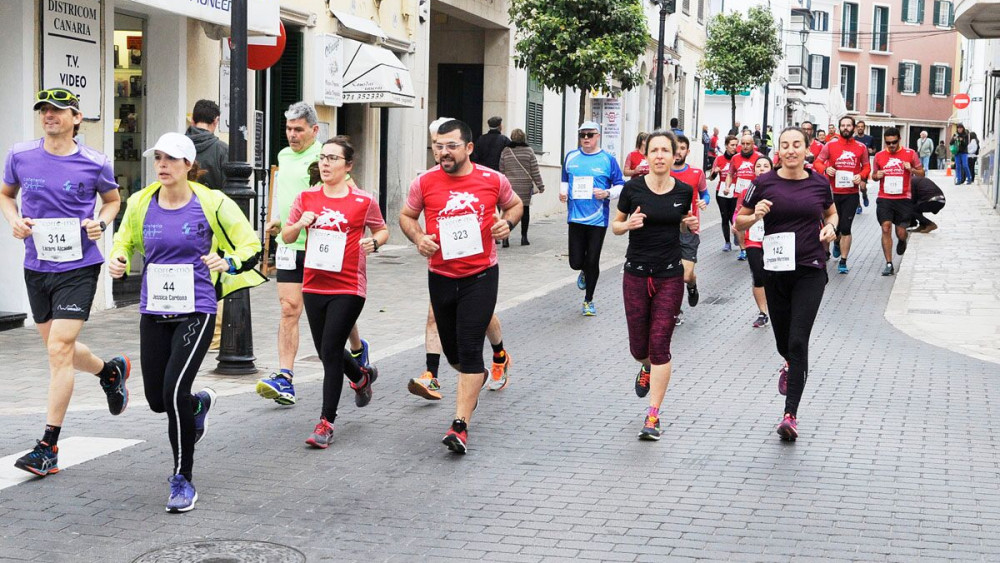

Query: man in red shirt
[871,127,924,276]
[400,119,523,454]
[726,133,761,261]
[671,135,709,320]
[709,135,738,251]
[800,121,823,166]
[814,116,870,274]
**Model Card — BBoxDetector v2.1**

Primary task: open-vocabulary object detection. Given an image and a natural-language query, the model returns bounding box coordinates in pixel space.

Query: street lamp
[651,0,676,129]
[216,0,257,375]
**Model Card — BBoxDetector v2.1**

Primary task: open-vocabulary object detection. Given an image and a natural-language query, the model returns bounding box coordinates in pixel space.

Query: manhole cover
[134,540,305,563]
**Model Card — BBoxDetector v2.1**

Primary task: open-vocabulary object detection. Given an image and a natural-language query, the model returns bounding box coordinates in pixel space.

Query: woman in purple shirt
[735,127,838,442]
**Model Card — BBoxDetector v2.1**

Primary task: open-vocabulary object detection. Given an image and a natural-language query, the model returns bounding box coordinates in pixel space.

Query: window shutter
[902,0,910,21]
[948,3,955,26]
[944,66,952,95]
[822,56,830,89]
[898,63,907,92]
[914,63,921,94]
[526,76,544,153]
[929,65,938,94]
[933,0,941,24]
[917,0,925,22]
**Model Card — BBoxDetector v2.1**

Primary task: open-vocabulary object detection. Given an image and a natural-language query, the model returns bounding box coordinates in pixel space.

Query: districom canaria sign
[128,0,280,36]
[42,0,102,119]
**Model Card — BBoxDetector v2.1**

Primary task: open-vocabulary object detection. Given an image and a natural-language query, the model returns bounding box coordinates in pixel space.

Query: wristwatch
[506,220,515,231]
[371,239,379,253]
[99,220,107,232]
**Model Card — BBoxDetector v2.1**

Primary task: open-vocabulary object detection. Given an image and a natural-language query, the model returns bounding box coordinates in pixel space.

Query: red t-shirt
[713,154,734,197]
[288,186,386,297]
[873,148,922,200]
[626,150,649,177]
[728,152,761,195]
[814,138,870,195]
[670,165,706,228]
[734,188,762,249]
[406,164,516,278]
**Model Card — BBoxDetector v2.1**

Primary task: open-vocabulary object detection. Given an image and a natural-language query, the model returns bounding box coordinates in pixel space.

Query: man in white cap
[0,87,130,477]
[559,121,625,316]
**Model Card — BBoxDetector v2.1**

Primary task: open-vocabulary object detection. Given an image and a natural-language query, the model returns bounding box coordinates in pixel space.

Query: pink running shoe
[776,414,798,441]
[777,362,789,396]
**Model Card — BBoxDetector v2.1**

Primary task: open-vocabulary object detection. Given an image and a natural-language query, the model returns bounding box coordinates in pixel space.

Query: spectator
[471,116,511,171]
[624,132,650,178]
[968,132,979,183]
[499,128,545,246]
[915,131,934,171]
[855,121,873,152]
[670,117,684,137]
[951,123,971,185]
[707,127,720,170]
[728,121,741,136]
[185,99,229,190]
[910,176,946,233]
[701,125,711,168]
[935,140,948,170]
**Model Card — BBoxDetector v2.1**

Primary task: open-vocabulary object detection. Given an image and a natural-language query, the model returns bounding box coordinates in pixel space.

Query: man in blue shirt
[559,121,625,316]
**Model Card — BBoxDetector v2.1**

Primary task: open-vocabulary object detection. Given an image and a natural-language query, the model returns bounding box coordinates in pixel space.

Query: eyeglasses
[884,139,900,146]
[432,142,464,152]
[578,132,598,139]
[318,154,347,163]
[36,89,79,102]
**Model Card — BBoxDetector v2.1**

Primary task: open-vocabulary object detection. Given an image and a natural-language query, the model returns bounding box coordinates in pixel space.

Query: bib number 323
[438,214,483,260]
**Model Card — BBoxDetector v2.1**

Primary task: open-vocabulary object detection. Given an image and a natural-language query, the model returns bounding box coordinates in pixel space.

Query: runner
[109,132,265,512]
[733,155,774,328]
[736,126,838,441]
[725,133,761,261]
[258,102,371,405]
[611,131,698,441]
[624,132,650,178]
[871,127,924,276]
[399,119,523,454]
[813,115,870,274]
[409,118,512,400]
[280,136,386,448]
[669,135,709,326]
[1,88,130,477]
[709,135,738,251]
[800,121,824,167]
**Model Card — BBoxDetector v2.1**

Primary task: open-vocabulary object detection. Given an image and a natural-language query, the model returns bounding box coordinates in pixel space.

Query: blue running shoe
[856,206,863,215]
[357,338,371,369]
[576,272,586,290]
[14,441,59,477]
[722,242,732,252]
[737,249,747,261]
[193,388,216,444]
[838,260,849,274]
[166,475,198,513]
[832,241,841,259]
[255,374,296,405]
[582,301,596,316]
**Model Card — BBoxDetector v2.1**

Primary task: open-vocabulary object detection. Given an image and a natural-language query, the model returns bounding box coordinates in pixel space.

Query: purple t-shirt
[3,139,117,273]
[139,193,217,315]
[742,170,833,270]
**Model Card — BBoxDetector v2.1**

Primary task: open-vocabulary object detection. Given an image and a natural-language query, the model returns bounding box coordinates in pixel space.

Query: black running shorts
[24,263,101,324]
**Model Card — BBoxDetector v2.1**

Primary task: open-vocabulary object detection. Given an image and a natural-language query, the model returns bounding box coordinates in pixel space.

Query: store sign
[42,0,102,119]
[315,34,344,108]
[219,64,230,133]
[591,97,623,159]
[128,0,280,36]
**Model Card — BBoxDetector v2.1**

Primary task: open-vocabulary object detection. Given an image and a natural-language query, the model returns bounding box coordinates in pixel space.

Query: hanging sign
[42,0,102,119]
[315,34,345,107]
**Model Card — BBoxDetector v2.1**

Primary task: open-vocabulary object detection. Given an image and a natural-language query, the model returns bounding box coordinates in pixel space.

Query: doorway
[436,64,484,139]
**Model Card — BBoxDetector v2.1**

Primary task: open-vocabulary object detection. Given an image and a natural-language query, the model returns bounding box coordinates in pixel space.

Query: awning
[955,0,1000,38]
[341,39,416,108]
[126,0,280,36]
[331,11,388,42]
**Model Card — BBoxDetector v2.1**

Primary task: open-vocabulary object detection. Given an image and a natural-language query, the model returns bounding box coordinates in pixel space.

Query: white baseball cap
[578,121,601,133]
[143,132,197,163]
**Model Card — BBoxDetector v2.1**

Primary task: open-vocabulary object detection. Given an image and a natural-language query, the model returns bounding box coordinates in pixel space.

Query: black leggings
[717,196,737,244]
[764,266,827,417]
[140,313,216,482]
[302,293,366,422]
[428,265,498,374]
[568,222,607,301]
[521,205,531,240]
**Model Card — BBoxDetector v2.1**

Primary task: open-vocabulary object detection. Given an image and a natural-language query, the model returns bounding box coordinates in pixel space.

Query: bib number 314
[32,218,83,262]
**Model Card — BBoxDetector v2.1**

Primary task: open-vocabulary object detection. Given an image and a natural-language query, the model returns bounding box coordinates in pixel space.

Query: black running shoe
[101,355,131,416]
[14,441,59,477]
[896,237,907,255]
[881,263,895,276]
[193,388,216,445]
[687,284,699,307]
[634,366,650,398]
[351,366,378,407]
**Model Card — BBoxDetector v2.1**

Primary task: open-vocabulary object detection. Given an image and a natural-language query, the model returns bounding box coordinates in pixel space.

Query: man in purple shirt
[0,88,130,477]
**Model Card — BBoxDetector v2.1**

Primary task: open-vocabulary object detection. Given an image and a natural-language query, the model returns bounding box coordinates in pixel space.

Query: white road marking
[0,437,143,490]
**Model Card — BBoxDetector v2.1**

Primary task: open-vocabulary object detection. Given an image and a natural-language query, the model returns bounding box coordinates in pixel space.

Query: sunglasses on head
[579,132,597,139]
[36,89,79,102]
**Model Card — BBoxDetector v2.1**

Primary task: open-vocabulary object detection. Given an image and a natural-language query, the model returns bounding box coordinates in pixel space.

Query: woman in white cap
[109,132,265,513]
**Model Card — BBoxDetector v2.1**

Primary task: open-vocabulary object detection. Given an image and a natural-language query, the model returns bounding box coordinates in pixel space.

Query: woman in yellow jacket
[109,132,265,513]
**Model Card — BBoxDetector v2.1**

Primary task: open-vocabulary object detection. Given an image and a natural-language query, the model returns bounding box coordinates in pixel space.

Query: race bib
[719,181,735,198]
[146,264,195,313]
[438,214,483,260]
[884,176,904,195]
[275,245,297,270]
[305,229,346,272]
[572,176,595,200]
[763,232,795,272]
[735,178,752,194]
[835,170,855,188]
[748,218,765,243]
[31,218,83,262]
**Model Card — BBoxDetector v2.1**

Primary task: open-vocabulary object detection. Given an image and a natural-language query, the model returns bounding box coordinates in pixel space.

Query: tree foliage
[509,0,648,123]
[698,7,782,128]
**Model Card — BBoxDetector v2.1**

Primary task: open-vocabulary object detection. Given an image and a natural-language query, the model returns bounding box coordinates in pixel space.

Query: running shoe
[408,371,443,400]
[487,352,511,391]
[582,301,596,316]
[777,362,788,396]
[101,355,131,416]
[638,414,661,441]
[722,242,732,252]
[918,222,938,234]
[351,338,371,369]
[255,373,296,405]
[634,366,650,398]
[856,206,863,215]
[737,249,747,261]
[193,388,216,445]
[14,441,59,477]
[675,311,685,325]
[576,272,586,290]
[305,418,335,449]
[838,260,849,274]
[832,241,841,259]
[776,414,798,441]
[166,475,197,513]
[442,419,468,454]
[896,238,907,255]
[881,263,895,277]
[687,284,699,307]
[862,192,869,207]
[350,366,378,408]
[752,312,769,328]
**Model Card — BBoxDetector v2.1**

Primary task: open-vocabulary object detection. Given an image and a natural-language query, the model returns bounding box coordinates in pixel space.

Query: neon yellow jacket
[111,181,267,299]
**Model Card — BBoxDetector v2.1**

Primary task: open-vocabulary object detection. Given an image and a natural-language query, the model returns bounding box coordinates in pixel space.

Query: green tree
[698,7,782,131]
[509,0,648,124]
